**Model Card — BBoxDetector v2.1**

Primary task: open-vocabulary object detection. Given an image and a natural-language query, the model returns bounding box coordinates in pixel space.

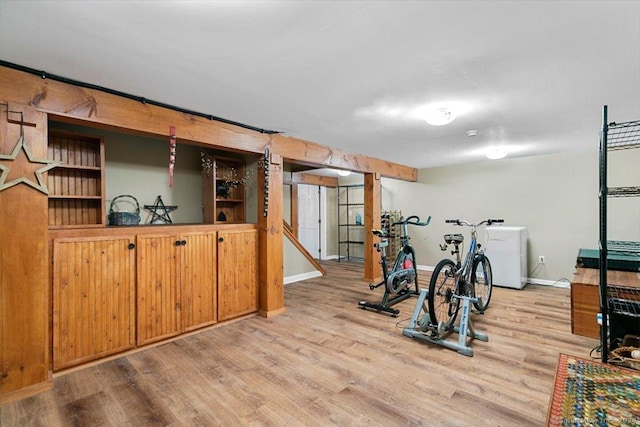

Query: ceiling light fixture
[336,170,352,177]
[466,129,480,137]
[485,147,507,160]
[424,106,456,126]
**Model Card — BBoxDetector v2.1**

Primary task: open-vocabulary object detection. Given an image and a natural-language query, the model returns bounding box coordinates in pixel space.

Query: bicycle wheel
[428,259,459,327]
[471,254,493,311]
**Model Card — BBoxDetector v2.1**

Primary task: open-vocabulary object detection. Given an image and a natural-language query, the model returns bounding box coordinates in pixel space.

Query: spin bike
[358,215,431,317]
[403,218,502,356]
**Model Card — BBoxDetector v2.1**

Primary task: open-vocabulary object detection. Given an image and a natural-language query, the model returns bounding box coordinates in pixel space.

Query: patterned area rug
[547,353,640,426]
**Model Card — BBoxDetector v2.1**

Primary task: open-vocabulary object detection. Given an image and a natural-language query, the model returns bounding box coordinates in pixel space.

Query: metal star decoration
[144,195,178,224]
[0,134,60,194]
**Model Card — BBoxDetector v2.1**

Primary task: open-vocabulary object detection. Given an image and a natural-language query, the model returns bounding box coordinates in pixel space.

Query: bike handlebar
[392,215,431,227]
[445,218,504,226]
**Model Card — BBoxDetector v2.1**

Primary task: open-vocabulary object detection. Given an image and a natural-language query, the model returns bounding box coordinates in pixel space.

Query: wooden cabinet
[51,226,256,370]
[136,234,182,346]
[52,236,136,370]
[137,231,218,346]
[181,231,218,332]
[571,267,640,339]
[218,229,259,321]
[47,130,105,228]
[202,155,246,224]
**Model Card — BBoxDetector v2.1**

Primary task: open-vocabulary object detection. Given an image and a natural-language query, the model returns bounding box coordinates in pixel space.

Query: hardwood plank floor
[1,261,599,426]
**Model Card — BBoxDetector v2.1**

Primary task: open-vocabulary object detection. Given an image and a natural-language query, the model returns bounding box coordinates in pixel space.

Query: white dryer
[484,226,528,289]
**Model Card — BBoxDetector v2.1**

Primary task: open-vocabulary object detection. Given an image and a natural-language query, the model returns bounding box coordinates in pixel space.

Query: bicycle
[427,218,503,329]
[358,215,430,317]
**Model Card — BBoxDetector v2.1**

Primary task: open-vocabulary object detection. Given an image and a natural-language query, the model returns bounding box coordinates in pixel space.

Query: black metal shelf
[337,184,365,262]
[607,240,640,255]
[607,186,640,197]
[606,119,640,150]
[599,106,640,364]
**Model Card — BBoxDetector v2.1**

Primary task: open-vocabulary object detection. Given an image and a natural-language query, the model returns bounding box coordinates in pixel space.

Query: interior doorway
[297,184,327,259]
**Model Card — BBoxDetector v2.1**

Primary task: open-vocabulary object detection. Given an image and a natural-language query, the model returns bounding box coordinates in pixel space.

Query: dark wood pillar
[0,103,52,403]
[363,172,382,282]
[258,152,285,317]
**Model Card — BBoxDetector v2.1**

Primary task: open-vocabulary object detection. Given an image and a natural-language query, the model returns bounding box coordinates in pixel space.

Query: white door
[298,184,320,259]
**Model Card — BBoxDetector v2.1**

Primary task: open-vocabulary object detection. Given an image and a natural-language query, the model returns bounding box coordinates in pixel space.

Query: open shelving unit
[202,154,246,224]
[47,129,105,228]
[599,105,640,363]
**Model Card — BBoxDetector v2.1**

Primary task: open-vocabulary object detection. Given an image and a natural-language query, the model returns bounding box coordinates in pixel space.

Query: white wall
[381,149,605,282]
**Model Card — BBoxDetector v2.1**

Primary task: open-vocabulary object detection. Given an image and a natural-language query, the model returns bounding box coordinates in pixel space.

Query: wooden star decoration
[144,195,178,224]
[0,134,60,194]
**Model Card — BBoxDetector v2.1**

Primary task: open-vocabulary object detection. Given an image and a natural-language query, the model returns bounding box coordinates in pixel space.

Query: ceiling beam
[0,65,417,181]
[285,173,338,187]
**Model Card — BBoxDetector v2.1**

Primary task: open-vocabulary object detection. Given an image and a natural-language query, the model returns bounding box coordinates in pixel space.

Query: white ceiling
[1,1,639,170]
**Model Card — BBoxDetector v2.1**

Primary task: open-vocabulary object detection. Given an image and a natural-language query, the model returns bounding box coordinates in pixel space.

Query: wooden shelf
[216,198,244,203]
[49,195,103,200]
[47,129,105,227]
[52,164,102,171]
[202,154,246,224]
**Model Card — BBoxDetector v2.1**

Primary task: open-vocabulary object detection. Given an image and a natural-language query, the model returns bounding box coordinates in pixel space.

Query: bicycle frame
[359,215,430,317]
[449,222,483,295]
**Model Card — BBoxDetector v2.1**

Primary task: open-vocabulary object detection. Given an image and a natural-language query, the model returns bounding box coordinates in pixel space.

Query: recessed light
[485,147,507,160]
[424,107,456,126]
[466,130,480,137]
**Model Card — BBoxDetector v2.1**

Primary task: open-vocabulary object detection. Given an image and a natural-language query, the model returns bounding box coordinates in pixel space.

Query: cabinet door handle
[181,240,187,246]
[175,240,182,246]
[128,243,136,250]
[218,237,224,243]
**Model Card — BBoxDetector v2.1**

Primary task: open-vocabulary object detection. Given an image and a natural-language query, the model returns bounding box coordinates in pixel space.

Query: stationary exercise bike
[358,215,431,317]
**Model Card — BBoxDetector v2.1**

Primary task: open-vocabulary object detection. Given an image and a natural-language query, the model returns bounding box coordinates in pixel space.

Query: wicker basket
[108,195,140,226]
[609,346,640,371]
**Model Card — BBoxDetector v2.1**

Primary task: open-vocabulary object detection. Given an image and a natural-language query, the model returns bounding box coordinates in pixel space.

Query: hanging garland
[168,126,177,187]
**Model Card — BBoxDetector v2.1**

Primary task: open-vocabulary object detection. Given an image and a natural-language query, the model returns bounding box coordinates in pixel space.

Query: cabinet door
[181,231,217,331]
[217,229,259,321]
[137,234,181,346]
[53,236,135,370]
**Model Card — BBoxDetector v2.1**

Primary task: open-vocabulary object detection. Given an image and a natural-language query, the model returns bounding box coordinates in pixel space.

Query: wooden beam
[0,65,417,182]
[272,134,417,181]
[363,172,382,283]
[286,172,338,187]
[258,153,285,318]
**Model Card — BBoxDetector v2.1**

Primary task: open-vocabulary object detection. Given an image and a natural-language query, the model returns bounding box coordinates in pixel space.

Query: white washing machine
[483,226,528,289]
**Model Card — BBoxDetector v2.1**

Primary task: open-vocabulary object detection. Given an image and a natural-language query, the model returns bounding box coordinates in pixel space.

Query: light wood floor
[2,261,599,426]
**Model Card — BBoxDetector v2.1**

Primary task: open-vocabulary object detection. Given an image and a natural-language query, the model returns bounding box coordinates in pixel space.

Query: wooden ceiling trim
[286,173,338,187]
[0,65,417,181]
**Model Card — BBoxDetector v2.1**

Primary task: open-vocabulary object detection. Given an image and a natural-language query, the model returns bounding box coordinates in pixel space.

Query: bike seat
[372,229,389,238]
[444,233,463,244]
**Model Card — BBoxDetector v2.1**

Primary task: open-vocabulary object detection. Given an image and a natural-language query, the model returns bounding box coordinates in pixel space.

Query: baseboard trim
[284,270,323,285]
[417,264,568,288]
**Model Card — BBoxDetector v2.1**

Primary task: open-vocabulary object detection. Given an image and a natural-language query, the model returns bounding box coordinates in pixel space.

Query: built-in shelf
[47,129,105,228]
[202,154,246,224]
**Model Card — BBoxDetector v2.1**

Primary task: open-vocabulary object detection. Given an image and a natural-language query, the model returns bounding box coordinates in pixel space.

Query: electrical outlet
[539,255,545,264]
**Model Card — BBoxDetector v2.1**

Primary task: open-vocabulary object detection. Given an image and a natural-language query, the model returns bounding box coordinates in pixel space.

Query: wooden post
[0,104,52,403]
[290,183,299,238]
[363,172,382,282]
[258,152,285,317]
